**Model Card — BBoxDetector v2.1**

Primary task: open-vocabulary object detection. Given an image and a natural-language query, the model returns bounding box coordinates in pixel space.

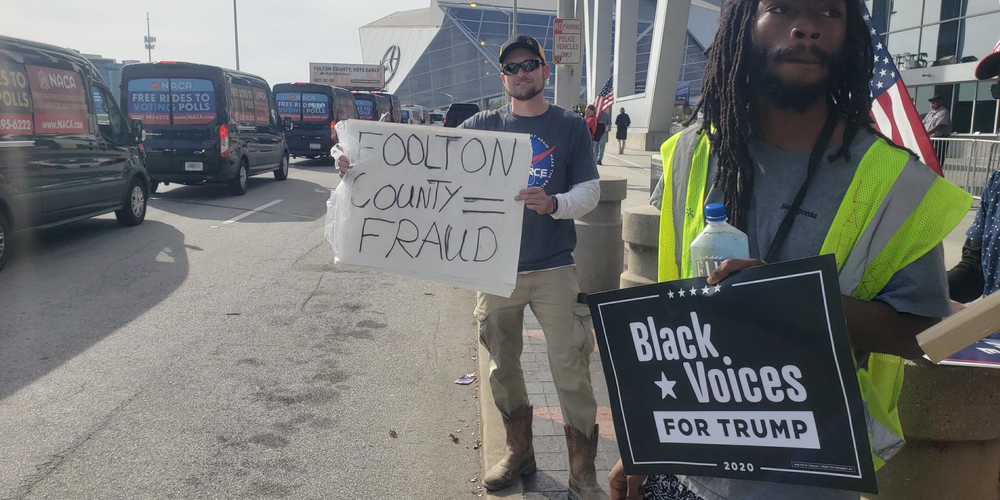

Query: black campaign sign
[588,255,877,493]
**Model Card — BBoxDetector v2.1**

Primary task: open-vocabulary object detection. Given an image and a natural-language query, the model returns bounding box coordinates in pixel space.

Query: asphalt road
[0,158,483,500]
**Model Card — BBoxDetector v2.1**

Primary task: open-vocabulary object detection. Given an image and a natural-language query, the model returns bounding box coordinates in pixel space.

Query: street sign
[587,255,878,493]
[309,63,384,91]
[553,18,583,65]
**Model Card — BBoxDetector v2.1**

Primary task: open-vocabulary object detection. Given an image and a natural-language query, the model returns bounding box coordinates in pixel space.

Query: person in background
[585,104,598,138]
[615,107,631,154]
[922,94,951,138]
[595,109,612,165]
[948,37,1000,339]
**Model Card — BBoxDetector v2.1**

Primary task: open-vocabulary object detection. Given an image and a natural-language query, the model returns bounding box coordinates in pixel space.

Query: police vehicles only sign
[587,255,878,493]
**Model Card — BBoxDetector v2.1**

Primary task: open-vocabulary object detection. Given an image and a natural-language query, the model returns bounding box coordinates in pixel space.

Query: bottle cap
[704,203,727,222]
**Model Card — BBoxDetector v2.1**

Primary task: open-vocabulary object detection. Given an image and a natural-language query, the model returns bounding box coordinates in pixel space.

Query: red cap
[974,38,1000,80]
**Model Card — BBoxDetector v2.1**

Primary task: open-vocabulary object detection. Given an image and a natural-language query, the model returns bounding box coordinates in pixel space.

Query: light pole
[233,0,240,70]
[144,13,156,62]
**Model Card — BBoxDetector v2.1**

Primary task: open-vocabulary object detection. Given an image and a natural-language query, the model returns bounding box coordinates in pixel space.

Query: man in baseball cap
[499,34,546,65]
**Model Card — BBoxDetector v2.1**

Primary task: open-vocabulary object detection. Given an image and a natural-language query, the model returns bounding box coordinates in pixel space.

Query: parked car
[428,111,445,127]
[444,103,480,128]
[273,82,357,159]
[0,36,150,271]
[401,104,428,124]
[121,62,290,196]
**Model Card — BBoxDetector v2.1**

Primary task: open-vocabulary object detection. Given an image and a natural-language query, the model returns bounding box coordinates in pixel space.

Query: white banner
[309,63,385,90]
[326,120,531,297]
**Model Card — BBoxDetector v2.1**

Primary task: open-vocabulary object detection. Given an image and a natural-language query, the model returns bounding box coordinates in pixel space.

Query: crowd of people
[335,1,1000,495]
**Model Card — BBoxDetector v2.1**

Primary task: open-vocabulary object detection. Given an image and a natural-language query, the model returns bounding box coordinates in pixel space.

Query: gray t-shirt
[651,128,951,500]
[461,104,599,272]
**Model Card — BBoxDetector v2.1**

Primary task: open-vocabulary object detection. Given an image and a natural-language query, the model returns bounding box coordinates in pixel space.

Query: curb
[478,340,525,499]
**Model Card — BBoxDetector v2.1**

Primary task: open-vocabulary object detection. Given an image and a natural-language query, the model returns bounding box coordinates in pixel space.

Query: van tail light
[331,121,337,142]
[443,116,447,126]
[219,124,230,158]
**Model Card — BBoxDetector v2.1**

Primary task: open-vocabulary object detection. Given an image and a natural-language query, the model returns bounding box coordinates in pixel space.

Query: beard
[506,78,544,101]
[749,44,842,113]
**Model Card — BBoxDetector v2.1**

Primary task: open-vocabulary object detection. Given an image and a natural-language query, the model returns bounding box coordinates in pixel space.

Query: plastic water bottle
[690,203,750,278]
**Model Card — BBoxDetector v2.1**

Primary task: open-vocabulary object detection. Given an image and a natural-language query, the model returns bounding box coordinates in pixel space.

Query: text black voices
[630,312,809,404]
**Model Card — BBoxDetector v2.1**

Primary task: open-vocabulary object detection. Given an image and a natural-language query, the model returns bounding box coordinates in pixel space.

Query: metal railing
[931,137,1000,200]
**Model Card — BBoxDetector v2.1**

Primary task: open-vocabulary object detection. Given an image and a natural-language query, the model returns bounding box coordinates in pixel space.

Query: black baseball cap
[499,35,546,65]
[929,93,945,102]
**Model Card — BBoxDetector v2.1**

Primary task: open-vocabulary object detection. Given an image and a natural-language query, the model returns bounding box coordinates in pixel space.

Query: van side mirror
[132,119,144,144]
[283,116,293,130]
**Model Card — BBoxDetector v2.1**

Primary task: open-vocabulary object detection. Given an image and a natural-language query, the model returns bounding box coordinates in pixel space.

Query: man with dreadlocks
[609,0,972,498]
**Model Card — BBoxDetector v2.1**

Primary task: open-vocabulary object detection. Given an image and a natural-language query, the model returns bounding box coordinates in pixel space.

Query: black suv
[444,103,481,128]
[0,36,150,271]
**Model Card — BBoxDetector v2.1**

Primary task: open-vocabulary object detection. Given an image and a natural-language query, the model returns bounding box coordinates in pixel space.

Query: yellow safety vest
[656,127,972,468]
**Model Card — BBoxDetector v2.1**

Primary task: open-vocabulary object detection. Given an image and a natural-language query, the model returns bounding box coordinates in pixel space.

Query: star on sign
[678,289,687,297]
[655,372,678,399]
[702,286,711,295]
[667,290,675,299]
[689,287,698,296]
[714,284,722,293]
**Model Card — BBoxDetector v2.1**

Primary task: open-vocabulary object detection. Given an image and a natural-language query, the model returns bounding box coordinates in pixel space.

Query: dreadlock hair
[687,0,876,231]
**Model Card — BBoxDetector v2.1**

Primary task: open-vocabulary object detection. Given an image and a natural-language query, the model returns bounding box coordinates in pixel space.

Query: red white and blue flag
[594,76,614,116]
[862,4,943,175]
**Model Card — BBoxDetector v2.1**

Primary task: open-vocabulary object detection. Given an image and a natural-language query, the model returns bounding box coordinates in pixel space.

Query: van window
[0,62,34,135]
[126,78,216,126]
[276,92,330,122]
[335,92,357,120]
[401,110,410,122]
[252,87,270,126]
[92,85,123,142]
[230,83,271,126]
[355,96,376,120]
[24,64,89,135]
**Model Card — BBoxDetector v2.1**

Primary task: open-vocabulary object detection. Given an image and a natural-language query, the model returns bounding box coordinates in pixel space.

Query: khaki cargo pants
[475,265,598,436]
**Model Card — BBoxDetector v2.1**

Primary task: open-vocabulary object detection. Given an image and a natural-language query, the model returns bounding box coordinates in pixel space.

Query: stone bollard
[574,177,627,294]
[620,204,661,288]
[863,359,1000,500]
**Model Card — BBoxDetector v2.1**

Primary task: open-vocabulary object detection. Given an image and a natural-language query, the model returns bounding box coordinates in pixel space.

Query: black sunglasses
[501,59,544,76]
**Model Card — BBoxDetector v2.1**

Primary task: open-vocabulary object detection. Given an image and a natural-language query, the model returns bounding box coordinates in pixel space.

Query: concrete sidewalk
[478,306,620,500]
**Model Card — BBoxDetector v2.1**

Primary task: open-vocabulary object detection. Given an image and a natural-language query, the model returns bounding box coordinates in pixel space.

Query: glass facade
[392,3,710,110]
[870,0,1000,134]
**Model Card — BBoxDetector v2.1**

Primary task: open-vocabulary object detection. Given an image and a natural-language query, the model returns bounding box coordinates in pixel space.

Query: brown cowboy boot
[565,424,610,500]
[483,405,536,491]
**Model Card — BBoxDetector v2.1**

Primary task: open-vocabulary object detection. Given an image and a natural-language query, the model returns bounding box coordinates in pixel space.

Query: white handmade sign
[326,120,531,297]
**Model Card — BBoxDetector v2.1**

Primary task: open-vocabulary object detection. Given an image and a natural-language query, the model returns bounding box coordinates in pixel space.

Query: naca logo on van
[35,68,77,92]
[528,135,555,188]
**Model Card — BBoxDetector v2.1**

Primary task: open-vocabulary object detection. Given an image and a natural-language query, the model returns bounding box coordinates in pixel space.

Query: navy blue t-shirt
[460,104,599,272]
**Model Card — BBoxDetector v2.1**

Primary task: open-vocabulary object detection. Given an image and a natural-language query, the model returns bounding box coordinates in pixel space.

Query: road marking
[603,153,647,169]
[223,199,283,225]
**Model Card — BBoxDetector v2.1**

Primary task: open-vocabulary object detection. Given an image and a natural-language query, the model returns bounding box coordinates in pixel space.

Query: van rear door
[125,76,219,175]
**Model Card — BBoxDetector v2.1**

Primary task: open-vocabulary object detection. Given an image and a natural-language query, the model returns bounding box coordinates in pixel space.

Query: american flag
[594,76,614,116]
[863,4,943,175]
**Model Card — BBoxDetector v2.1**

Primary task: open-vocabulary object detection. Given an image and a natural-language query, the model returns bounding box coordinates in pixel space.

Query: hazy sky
[2,0,425,85]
